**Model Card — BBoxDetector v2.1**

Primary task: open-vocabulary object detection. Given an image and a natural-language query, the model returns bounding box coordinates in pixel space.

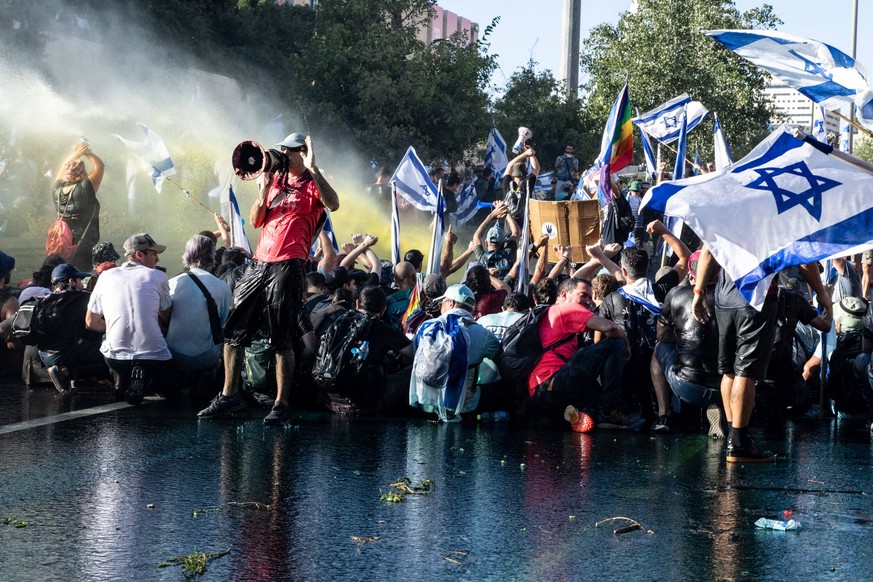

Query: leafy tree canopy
[581,0,783,164]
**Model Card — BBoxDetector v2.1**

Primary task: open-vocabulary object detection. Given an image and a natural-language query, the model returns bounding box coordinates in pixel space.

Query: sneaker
[126,365,145,405]
[726,440,775,463]
[264,401,291,426]
[197,392,246,418]
[652,415,671,434]
[564,405,595,433]
[706,404,727,439]
[598,409,647,430]
[47,366,71,393]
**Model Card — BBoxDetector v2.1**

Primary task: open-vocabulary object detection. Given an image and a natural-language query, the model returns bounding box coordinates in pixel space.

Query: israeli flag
[713,113,734,170]
[632,94,709,144]
[673,106,688,180]
[811,105,828,144]
[114,123,176,193]
[640,128,657,182]
[228,185,253,255]
[455,181,480,225]
[426,186,446,276]
[391,183,401,265]
[705,29,873,129]
[840,114,851,153]
[641,126,873,310]
[516,183,532,295]
[485,128,509,179]
[390,147,439,211]
[534,171,554,193]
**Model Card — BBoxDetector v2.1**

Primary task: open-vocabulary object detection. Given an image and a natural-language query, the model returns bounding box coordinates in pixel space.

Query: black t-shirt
[600,271,680,357]
[659,284,721,387]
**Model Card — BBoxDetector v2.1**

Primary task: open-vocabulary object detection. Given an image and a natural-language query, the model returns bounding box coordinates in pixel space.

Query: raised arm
[647,219,691,280]
[473,203,507,247]
[440,225,457,277]
[304,136,339,212]
[583,242,624,282]
[340,234,378,269]
[317,229,338,272]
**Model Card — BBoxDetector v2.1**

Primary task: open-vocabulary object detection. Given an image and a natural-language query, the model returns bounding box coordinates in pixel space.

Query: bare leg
[275,349,295,405]
[863,263,872,301]
[222,344,243,397]
[730,375,757,428]
[650,352,672,417]
[720,373,734,424]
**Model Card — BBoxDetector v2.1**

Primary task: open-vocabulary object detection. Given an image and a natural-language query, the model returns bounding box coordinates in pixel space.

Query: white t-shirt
[166,268,232,371]
[88,262,172,361]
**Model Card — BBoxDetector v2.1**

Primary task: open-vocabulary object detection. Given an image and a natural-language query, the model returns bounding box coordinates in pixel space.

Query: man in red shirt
[199,133,340,425]
[528,277,638,429]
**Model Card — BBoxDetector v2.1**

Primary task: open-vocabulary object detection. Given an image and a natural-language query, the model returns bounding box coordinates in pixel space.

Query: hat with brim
[123,233,167,255]
[276,133,306,149]
[51,263,90,285]
[422,274,447,298]
[435,283,476,309]
[839,296,868,317]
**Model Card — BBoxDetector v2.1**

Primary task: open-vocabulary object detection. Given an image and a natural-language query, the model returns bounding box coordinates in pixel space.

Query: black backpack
[495,305,575,380]
[312,310,373,389]
[12,292,81,350]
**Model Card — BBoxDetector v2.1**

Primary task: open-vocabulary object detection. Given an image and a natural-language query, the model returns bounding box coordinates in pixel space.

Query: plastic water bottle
[754,518,801,531]
[477,411,510,422]
[351,341,370,363]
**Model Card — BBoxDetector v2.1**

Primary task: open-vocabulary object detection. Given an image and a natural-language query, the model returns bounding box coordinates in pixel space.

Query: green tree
[580,0,782,166]
[853,138,873,164]
[493,62,597,168]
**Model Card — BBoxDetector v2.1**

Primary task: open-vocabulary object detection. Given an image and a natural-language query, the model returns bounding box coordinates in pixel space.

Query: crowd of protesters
[2,136,873,465]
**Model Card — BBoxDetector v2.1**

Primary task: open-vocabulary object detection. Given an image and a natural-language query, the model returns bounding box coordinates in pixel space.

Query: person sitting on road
[86,233,173,405]
[320,286,413,416]
[409,284,501,421]
[528,277,637,431]
[37,263,107,393]
[166,235,233,375]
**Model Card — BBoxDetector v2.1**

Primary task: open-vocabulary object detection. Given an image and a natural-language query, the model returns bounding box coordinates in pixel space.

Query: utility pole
[560,0,581,97]
[849,0,859,154]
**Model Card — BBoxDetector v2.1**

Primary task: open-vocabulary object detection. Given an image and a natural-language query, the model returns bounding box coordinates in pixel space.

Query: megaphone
[232,140,289,181]
[512,126,533,153]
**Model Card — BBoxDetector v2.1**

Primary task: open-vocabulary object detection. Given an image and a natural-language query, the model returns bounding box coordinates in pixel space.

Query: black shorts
[223,258,311,351]
[716,298,777,380]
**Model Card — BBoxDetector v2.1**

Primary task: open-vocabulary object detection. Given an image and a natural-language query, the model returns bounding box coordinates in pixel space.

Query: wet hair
[621,247,649,280]
[534,279,558,305]
[359,285,387,315]
[592,274,620,301]
[557,276,584,296]
[464,264,493,295]
[182,235,216,271]
[504,292,531,313]
[198,230,218,243]
[306,271,327,292]
[404,249,424,271]
[331,287,355,310]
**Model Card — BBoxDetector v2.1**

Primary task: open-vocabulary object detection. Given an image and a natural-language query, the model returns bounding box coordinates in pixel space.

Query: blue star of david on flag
[662,115,679,129]
[746,161,841,221]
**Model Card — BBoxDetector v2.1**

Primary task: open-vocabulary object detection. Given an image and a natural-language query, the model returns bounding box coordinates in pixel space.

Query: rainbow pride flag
[400,282,421,327]
[595,82,633,203]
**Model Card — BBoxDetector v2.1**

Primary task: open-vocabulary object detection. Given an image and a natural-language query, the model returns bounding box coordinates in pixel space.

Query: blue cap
[51,263,90,285]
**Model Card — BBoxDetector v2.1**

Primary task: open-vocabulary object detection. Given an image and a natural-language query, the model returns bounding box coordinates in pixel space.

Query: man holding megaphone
[501,144,540,225]
[199,132,340,425]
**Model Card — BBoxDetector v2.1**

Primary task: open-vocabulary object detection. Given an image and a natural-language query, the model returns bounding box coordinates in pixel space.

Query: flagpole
[792,128,873,177]
[831,110,873,140]
[164,176,215,216]
[658,140,699,172]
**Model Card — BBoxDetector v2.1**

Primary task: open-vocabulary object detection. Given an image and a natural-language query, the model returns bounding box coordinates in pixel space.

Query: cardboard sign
[528,199,602,264]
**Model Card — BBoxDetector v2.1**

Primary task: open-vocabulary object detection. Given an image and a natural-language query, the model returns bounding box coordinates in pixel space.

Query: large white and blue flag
[390,147,439,211]
[114,123,176,193]
[485,128,509,179]
[632,94,709,144]
[227,185,253,254]
[705,29,873,128]
[455,181,480,225]
[713,113,734,170]
[641,126,873,310]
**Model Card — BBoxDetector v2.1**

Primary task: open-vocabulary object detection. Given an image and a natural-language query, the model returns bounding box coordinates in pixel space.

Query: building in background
[763,84,842,138]
[416,5,478,47]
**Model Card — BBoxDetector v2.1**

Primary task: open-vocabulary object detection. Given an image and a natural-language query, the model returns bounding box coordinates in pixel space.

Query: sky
[436,0,872,91]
